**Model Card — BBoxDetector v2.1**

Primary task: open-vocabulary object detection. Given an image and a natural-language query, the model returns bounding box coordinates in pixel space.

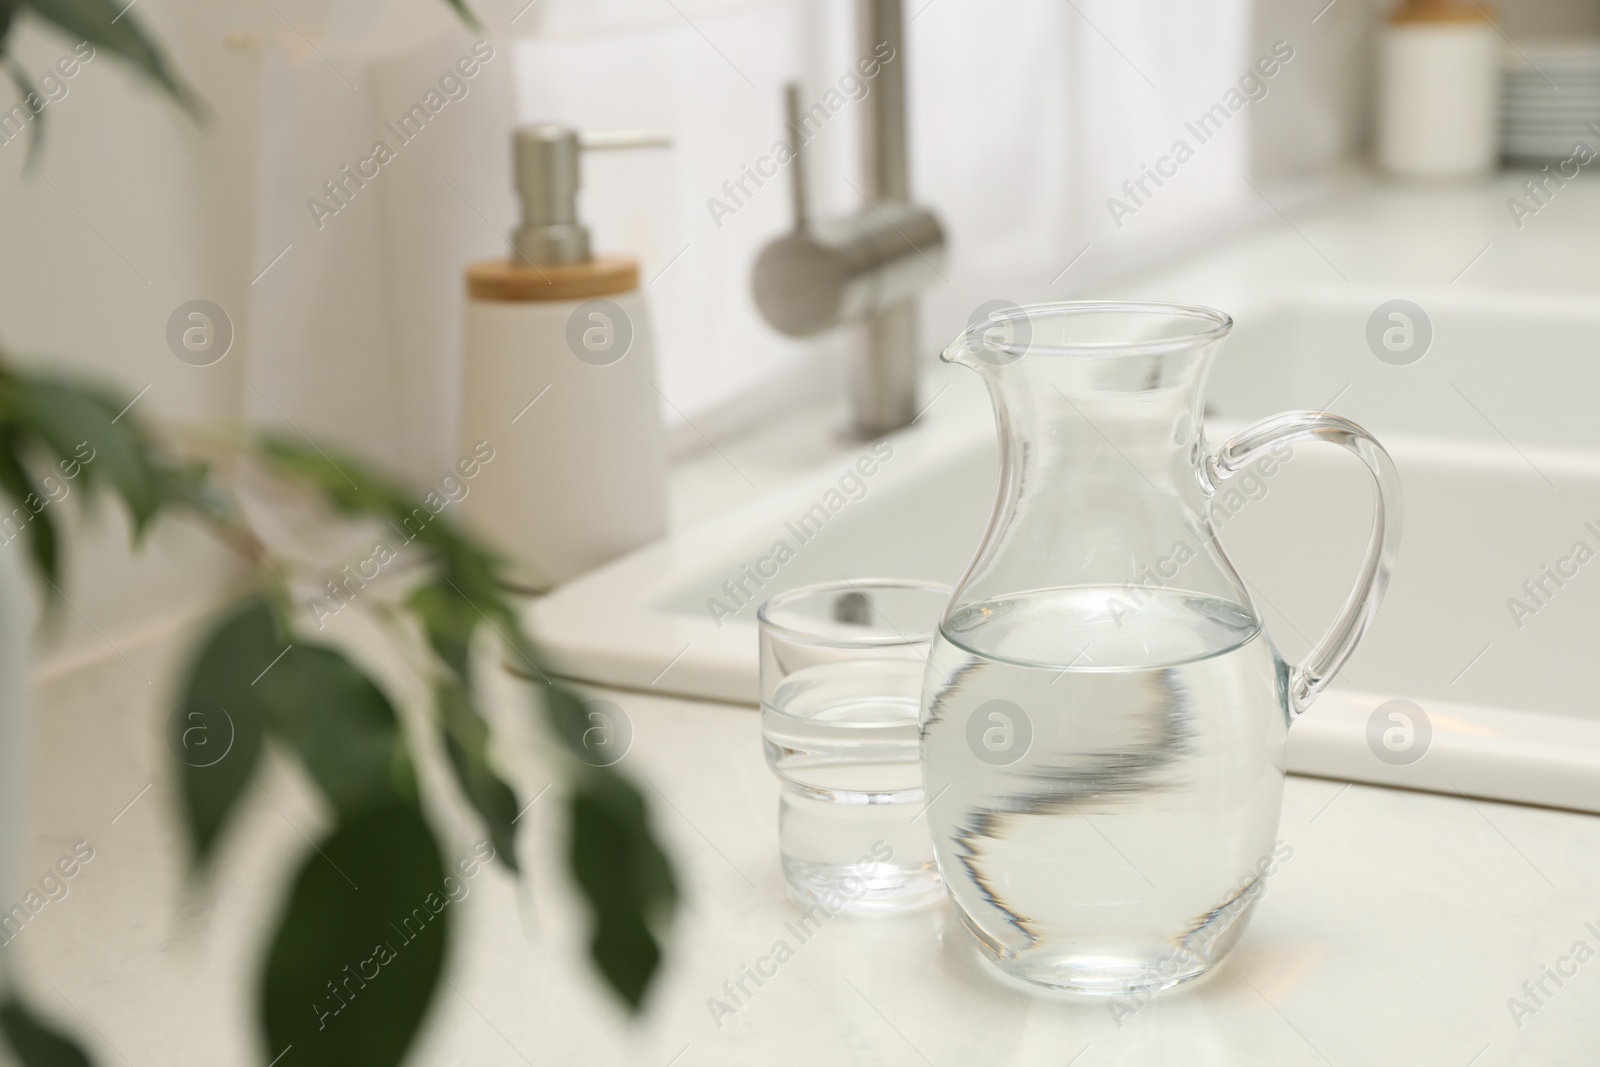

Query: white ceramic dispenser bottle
[460,125,671,590]
[1376,0,1500,179]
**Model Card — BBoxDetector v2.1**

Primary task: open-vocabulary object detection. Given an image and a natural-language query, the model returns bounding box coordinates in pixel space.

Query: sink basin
[528,287,1600,812]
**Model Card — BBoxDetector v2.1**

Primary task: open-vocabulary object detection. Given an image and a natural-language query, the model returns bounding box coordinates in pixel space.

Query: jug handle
[1202,411,1403,715]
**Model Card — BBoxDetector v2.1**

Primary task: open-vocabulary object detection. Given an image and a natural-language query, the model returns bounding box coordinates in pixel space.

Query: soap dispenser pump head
[510,124,671,268]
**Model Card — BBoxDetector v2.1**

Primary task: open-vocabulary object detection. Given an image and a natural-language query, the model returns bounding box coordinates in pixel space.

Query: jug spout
[937,300,1238,601]
[940,338,986,370]
[944,300,1233,378]
[943,302,1232,459]
[942,302,1036,370]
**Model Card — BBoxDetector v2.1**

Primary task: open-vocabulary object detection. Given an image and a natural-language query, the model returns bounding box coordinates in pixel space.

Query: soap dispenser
[460,124,671,591]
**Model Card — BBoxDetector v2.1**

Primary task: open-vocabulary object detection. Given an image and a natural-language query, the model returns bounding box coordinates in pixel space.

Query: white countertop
[16,171,1600,1066]
[25,665,1600,1067]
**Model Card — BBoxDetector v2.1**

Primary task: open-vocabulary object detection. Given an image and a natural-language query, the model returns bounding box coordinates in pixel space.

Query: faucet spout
[852,0,918,437]
[750,0,944,439]
[861,0,909,204]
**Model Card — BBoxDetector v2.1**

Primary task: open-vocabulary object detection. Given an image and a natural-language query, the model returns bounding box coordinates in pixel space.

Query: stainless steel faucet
[751,0,945,439]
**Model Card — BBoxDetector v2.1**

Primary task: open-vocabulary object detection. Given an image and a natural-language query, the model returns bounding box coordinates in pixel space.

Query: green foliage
[0,3,644,1066]
[0,198,671,1067]
[0,365,224,593]
[257,440,679,1011]
[8,376,162,534]
[259,437,506,615]
[0,344,676,1067]
[13,0,199,114]
[257,644,414,820]
[260,801,448,1067]
[262,442,679,1009]
[541,678,677,1007]
[173,596,278,865]
[436,677,522,872]
[0,54,43,164]
[256,438,416,523]
[436,0,483,32]
[542,678,601,759]
[569,770,679,1009]
[0,999,95,1067]
[0,423,60,586]
[413,580,522,872]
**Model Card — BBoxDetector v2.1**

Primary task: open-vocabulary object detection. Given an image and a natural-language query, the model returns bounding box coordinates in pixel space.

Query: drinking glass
[758,579,949,913]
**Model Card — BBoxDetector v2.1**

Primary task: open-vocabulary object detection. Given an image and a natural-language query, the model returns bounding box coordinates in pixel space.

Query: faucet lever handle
[783,83,810,232]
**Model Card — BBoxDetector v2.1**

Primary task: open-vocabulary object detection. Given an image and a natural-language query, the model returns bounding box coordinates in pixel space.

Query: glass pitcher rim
[945,300,1234,363]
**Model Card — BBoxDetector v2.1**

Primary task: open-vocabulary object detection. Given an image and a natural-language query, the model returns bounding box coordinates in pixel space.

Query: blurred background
[1,0,1593,671]
[5,0,1600,1063]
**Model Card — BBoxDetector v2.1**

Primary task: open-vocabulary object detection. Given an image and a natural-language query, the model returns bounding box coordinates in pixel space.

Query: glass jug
[920,302,1401,994]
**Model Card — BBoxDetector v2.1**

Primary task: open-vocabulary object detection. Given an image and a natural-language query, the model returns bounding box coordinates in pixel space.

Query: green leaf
[435,548,505,631]
[437,680,521,874]
[174,596,279,865]
[0,369,229,602]
[18,0,200,115]
[410,580,477,679]
[9,376,162,536]
[0,53,44,167]
[541,677,683,1004]
[438,0,482,31]
[0,997,96,1067]
[258,645,411,820]
[413,581,521,873]
[259,437,508,605]
[149,456,231,525]
[256,437,412,521]
[260,802,449,1067]
[543,681,602,762]
[0,428,59,589]
[568,771,677,1010]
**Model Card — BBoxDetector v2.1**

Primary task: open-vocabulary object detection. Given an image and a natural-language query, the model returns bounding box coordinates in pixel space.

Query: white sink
[529,285,1600,813]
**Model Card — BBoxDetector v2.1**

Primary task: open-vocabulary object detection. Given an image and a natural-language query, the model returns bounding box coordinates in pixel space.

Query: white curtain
[239,0,519,485]
[1069,0,1254,264]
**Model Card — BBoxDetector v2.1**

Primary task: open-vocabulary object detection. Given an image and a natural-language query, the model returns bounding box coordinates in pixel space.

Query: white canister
[1377,2,1500,179]
[459,256,668,590]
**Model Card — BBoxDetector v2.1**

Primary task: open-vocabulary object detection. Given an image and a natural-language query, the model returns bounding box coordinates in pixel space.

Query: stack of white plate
[1502,39,1600,162]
